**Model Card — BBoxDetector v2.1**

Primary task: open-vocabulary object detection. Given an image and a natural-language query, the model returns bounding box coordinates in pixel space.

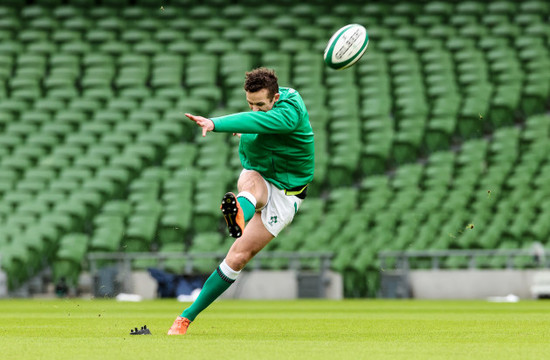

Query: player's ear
[273,93,280,103]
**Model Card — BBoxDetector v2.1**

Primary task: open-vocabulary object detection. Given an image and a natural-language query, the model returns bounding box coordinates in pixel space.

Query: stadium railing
[87,251,334,297]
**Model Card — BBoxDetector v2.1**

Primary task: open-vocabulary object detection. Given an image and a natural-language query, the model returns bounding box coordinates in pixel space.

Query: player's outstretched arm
[185,113,214,137]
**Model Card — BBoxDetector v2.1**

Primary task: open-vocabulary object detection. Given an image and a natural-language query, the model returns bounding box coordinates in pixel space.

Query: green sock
[181,267,234,321]
[237,196,255,222]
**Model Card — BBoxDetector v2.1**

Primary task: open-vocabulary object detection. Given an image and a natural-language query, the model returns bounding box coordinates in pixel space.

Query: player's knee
[227,251,255,271]
[238,170,263,191]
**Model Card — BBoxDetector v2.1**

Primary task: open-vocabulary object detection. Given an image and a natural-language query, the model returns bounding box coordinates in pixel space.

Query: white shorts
[256,175,304,237]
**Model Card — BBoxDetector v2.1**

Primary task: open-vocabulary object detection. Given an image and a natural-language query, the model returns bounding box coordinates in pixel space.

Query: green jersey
[211,87,314,190]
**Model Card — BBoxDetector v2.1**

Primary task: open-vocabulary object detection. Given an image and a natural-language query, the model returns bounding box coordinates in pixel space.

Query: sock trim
[237,191,257,207]
[216,266,235,284]
[219,259,241,280]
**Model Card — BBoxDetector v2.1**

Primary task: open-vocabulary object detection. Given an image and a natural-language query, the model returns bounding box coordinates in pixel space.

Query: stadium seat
[90,222,123,253]
[188,232,223,273]
[1,241,32,289]
[124,213,158,252]
[53,233,89,286]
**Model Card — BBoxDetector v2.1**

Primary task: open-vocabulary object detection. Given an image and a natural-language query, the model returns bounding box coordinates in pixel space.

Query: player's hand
[233,133,241,138]
[185,113,214,137]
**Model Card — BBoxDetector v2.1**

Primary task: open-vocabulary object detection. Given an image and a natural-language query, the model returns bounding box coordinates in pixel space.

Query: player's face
[246,89,280,112]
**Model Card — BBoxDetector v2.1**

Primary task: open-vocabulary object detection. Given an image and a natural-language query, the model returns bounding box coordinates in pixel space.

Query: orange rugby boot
[220,192,245,238]
[167,316,191,335]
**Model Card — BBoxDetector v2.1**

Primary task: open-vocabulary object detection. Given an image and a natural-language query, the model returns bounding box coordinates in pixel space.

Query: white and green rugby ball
[323,24,369,70]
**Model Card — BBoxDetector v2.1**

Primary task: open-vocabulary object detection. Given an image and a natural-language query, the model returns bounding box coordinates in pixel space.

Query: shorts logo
[268,216,278,225]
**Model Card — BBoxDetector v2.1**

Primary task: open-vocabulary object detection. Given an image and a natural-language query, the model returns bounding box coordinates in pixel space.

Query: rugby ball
[323,24,369,70]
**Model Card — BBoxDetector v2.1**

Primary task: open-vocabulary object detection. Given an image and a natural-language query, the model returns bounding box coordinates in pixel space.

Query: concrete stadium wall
[409,270,550,299]
[128,270,343,300]
[221,270,343,300]
[0,270,7,298]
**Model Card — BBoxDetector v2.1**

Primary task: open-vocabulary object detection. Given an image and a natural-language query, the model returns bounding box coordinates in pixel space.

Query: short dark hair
[244,67,279,100]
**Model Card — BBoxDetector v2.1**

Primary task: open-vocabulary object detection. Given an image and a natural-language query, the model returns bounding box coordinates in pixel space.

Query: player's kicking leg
[167,214,273,335]
[168,170,269,335]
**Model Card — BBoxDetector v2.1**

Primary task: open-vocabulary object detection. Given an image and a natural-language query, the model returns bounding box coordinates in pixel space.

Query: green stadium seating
[90,219,124,252]
[0,0,548,296]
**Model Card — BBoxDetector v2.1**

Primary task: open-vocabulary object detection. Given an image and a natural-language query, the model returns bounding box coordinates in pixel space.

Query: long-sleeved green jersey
[211,87,314,190]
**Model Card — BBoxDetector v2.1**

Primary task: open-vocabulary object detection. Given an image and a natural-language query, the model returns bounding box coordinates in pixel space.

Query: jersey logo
[268,216,278,225]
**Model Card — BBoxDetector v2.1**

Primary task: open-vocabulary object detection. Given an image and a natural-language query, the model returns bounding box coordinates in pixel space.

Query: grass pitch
[1,299,549,360]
